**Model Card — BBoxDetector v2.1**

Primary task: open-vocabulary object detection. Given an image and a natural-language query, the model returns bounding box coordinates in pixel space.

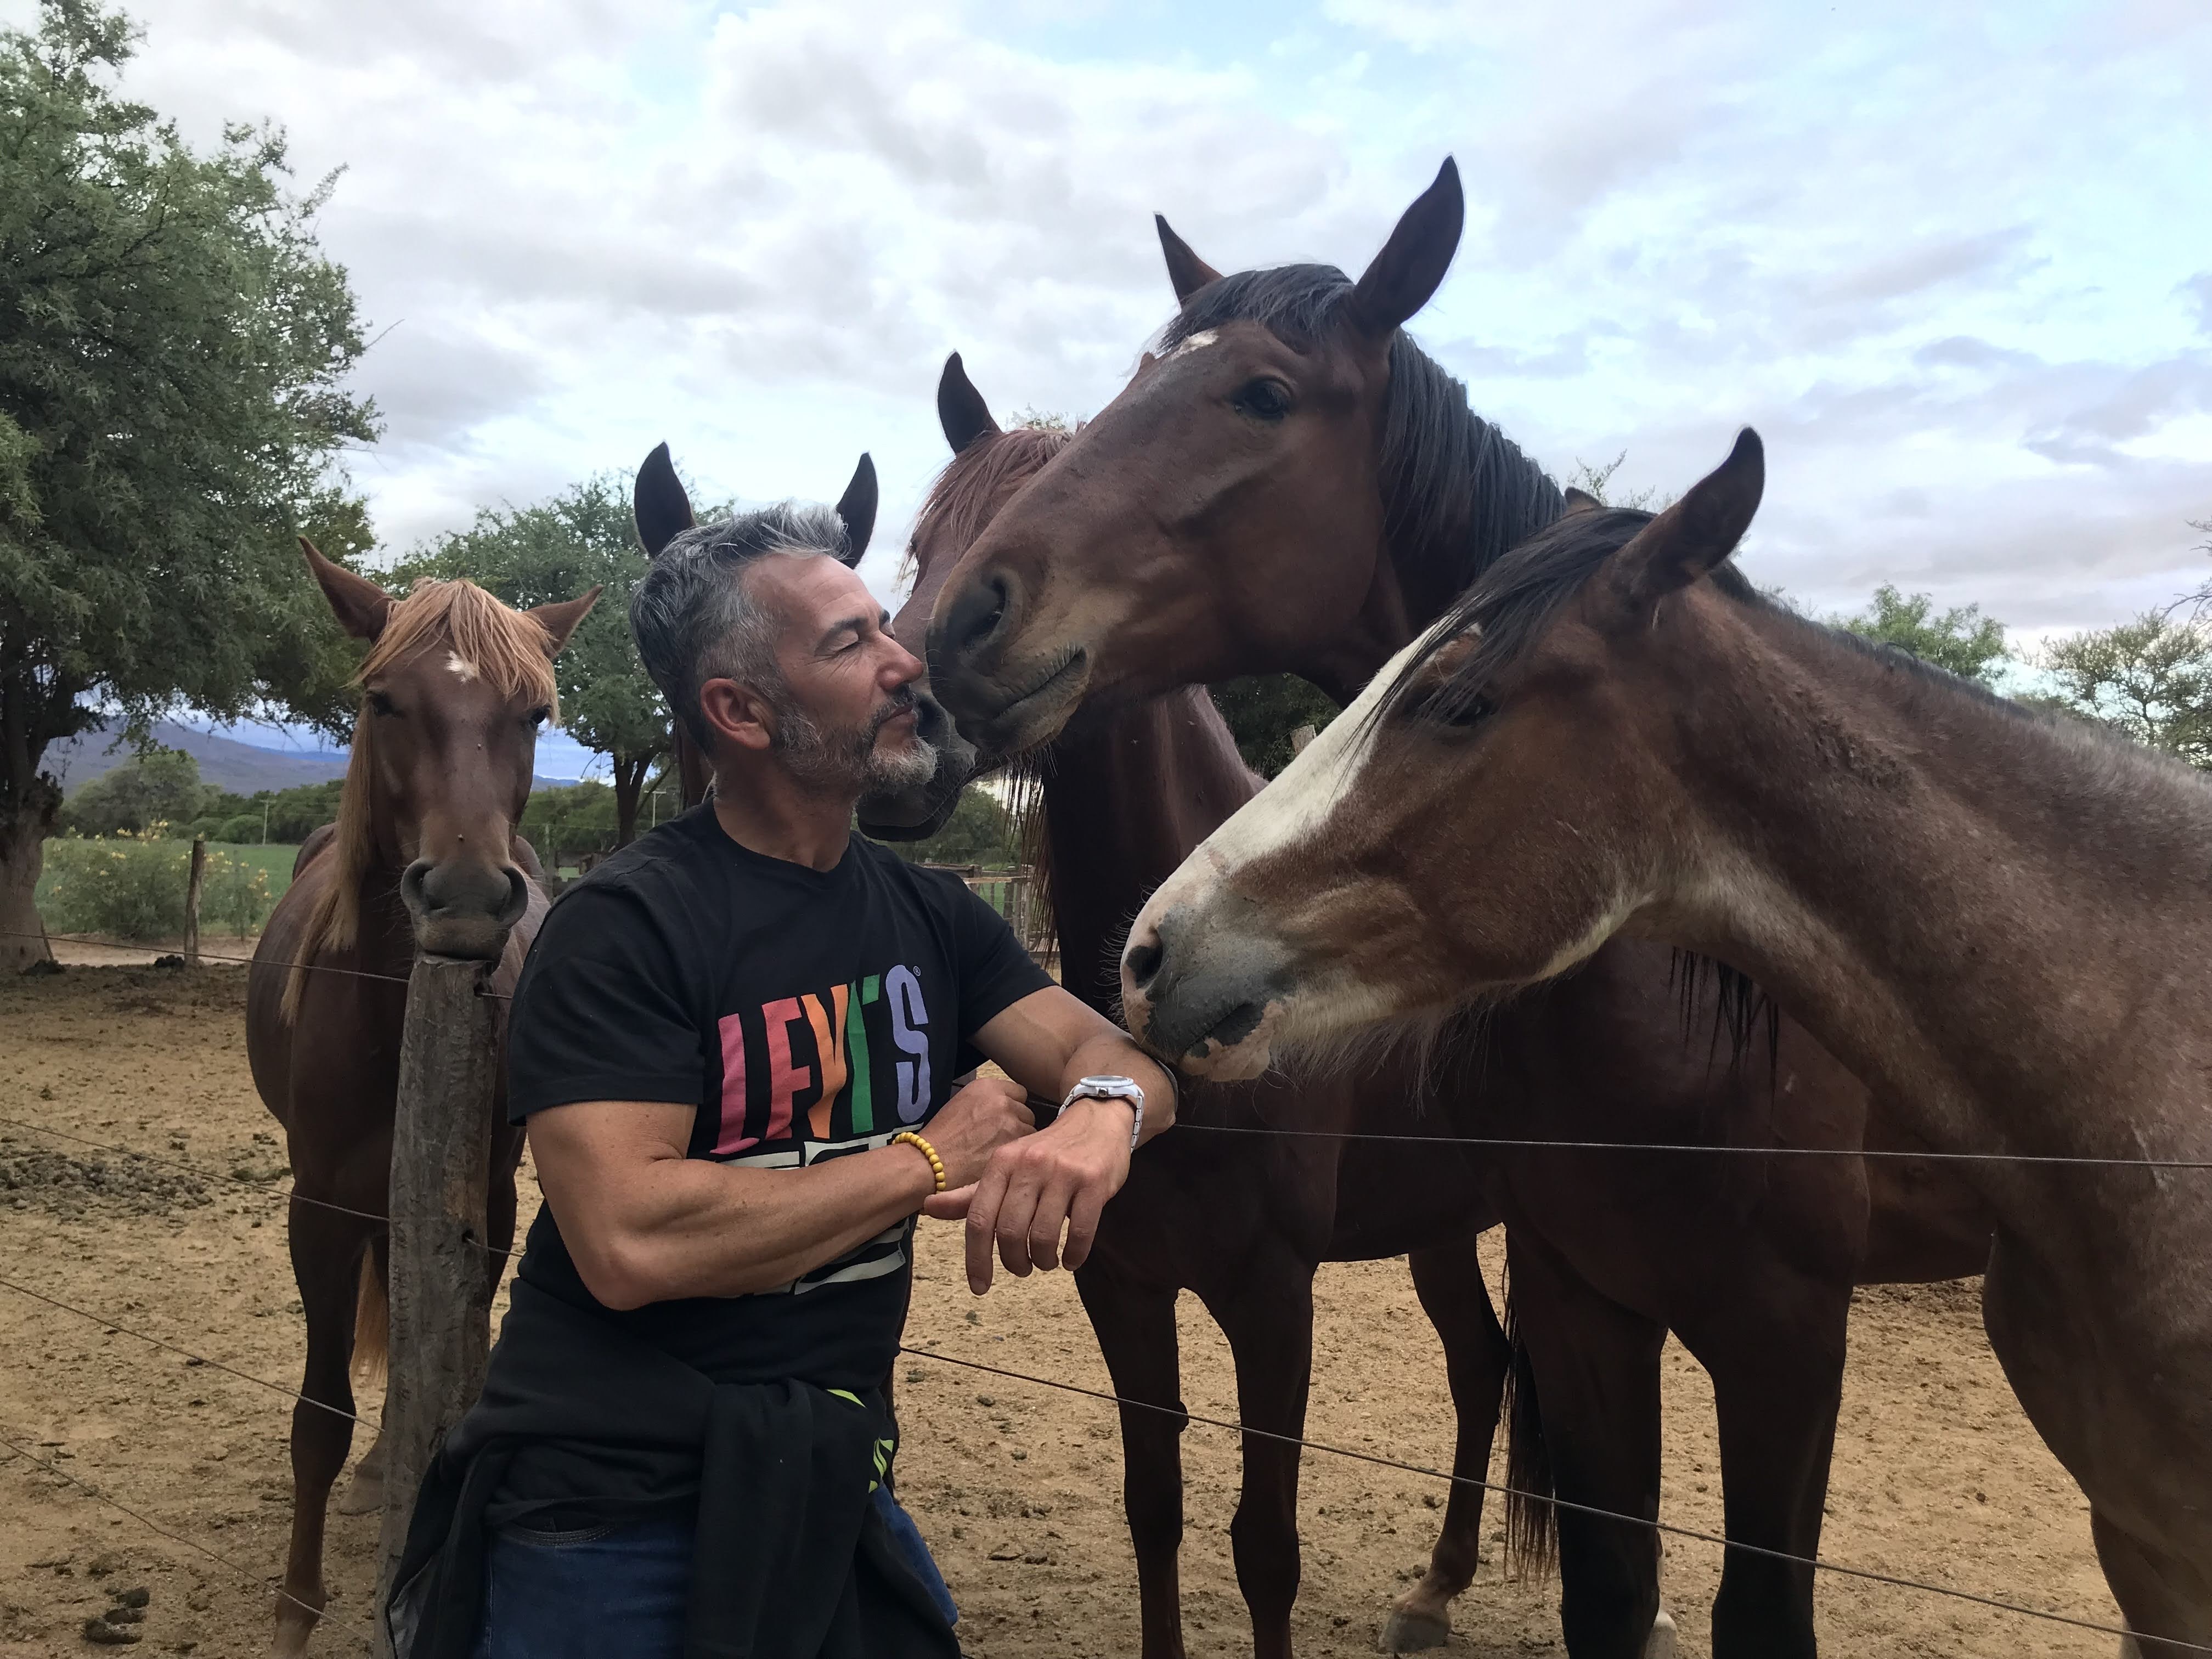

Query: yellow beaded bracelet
[891,1130,947,1194]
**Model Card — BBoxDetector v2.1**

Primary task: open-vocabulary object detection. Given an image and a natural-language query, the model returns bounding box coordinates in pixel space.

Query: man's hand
[916,1074,1036,1190]
[924,1095,1134,1293]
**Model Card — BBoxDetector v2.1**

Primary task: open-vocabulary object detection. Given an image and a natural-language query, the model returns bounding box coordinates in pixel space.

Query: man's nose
[883,634,926,689]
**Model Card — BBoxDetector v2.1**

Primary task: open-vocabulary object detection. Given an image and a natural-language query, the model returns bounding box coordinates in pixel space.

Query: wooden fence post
[184,837,206,966]
[1289,725,1319,758]
[374,955,503,1654]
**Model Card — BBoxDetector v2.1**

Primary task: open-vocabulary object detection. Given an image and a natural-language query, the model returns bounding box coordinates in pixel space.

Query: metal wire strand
[1,928,512,998]
[0,1272,379,1431]
[0,1429,382,1654]
[896,1343,2208,1655]
[0,1115,515,1258]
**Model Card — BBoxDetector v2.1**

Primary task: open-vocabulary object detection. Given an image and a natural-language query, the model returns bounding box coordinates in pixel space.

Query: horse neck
[1369,342,1565,667]
[1645,594,2212,1227]
[1041,689,1259,1017]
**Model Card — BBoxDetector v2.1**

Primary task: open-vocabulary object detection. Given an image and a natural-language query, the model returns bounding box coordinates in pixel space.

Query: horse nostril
[944,571,1015,663]
[1125,934,1164,994]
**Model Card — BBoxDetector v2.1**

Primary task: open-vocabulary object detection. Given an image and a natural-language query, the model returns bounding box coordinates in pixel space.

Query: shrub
[216,813,264,844]
[37,832,275,941]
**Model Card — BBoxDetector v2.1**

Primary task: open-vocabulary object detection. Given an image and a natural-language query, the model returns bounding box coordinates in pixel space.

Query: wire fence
[5,921,2206,1651]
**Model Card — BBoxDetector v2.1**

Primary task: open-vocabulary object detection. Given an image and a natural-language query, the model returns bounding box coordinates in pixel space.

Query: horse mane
[900,425,1074,590]
[283,579,560,1021]
[1160,264,1566,619]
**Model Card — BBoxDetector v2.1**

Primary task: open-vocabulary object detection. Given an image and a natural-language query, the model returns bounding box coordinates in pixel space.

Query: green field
[36,839,303,912]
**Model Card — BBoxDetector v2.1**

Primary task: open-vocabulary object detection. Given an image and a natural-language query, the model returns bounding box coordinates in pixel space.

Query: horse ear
[938,353,1001,456]
[634,443,696,557]
[1156,213,1224,304]
[1562,487,1604,516]
[1348,157,1463,337]
[835,453,878,567]
[528,586,602,656]
[299,537,392,641]
[1602,430,1765,618]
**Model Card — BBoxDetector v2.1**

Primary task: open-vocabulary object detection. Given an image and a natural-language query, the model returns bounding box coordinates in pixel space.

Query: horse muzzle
[400,858,531,960]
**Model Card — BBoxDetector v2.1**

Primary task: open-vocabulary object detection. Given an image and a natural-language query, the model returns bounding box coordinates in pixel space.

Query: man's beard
[770,683,939,797]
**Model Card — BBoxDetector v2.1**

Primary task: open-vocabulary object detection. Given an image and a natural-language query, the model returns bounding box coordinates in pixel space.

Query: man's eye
[1232,379,1291,422]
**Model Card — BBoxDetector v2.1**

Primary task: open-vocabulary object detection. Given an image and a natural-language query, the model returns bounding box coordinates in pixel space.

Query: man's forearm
[555,1139,937,1310]
[1059,1035,1178,1146]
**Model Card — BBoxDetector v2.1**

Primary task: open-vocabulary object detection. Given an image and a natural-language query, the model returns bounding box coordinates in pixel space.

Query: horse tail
[351,1251,388,1390]
[1500,1276,1558,1580]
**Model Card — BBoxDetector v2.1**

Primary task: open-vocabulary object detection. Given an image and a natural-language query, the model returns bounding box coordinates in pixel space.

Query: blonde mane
[283,579,560,1020]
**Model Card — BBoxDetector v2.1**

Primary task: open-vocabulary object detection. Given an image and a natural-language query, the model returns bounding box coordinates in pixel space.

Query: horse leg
[1505,1227,1672,1659]
[2091,1506,2212,1658]
[274,1199,376,1659]
[336,1231,391,1516]
[1198,1251,1316,1659]
[1076,1263,1191,1659]
[1680,1279,1845,1659]
[1384,1241,1509,1653]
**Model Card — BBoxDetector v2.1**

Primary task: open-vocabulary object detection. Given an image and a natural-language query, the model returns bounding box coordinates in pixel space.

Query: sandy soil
[0,966,2126,1657]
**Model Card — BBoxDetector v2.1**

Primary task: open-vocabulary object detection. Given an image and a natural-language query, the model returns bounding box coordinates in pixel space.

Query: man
[389,499,1175,1659]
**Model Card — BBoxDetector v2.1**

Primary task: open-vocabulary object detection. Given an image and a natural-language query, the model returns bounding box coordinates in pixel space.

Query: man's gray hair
[629,502,853,748]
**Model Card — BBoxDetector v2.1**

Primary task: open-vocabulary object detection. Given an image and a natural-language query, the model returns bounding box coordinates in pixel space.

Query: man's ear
[300,538,392,640]
[1599,428,1765,619]
[697,678,778,755]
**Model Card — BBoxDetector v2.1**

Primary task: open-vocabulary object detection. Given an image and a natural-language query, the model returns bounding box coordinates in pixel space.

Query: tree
[1208,675,1340,778]
[57,743,205,835]
[0,1,377,967]
[1832,585,2010,686]
[879,785,1020,867]
[2035,614,2212,769]
[395,476,669,845]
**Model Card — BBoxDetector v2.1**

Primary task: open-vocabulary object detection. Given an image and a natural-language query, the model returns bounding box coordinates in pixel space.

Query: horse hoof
[1641,1607,1679,1659]
[336,1465,385,1515]
[1380,1605,1451,1652]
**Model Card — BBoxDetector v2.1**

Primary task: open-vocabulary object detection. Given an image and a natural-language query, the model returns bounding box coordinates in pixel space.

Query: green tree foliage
[1208,675,1340,778]
[56,744,206,834]
[394,476,667,844]
[38,832,273,940]
[879,786,1020,868]
[0,0,377,966]
[518,780,619,866]
[1832,585,2010,686]
[2035,614,2212,768]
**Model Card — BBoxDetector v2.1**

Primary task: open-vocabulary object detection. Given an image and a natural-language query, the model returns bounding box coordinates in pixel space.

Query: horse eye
[526,706,551,728]
[367,690,398,718]
[1232,379,1291,422]
[1414,686,1497,730]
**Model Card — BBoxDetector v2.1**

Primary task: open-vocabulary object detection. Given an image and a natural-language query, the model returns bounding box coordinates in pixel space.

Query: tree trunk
[0,786,58,974]
[612,753,648,849]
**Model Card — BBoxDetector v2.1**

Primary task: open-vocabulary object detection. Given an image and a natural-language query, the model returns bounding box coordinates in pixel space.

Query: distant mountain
[46,720,350,795]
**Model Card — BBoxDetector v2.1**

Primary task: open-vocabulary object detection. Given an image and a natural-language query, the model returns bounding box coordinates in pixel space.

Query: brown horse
[1121,433,2212,1656]
[246,543,597,1658]
[879,354,1514,1657]
[917,168,1993,1658]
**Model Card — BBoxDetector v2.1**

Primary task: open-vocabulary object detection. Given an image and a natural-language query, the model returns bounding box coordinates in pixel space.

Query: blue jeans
[473,1488,957,1659]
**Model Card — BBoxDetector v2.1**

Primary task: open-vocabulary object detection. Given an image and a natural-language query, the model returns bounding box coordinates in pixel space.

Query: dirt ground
[0,966,2127,1657]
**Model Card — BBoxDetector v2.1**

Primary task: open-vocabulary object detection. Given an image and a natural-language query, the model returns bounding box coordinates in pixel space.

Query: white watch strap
[1064,1081,1144,1152]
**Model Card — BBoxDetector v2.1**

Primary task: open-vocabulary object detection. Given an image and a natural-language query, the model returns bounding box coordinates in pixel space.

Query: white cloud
[8,0,2207,639]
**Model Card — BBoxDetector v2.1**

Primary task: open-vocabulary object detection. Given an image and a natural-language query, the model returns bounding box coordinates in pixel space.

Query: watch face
[1079,1075,1138,1091]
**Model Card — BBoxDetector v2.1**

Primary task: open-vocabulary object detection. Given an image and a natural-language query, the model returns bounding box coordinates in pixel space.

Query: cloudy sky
[19,0,2211,772]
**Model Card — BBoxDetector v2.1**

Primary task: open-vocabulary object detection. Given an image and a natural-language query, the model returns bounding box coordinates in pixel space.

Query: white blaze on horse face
[1164,329,1219,358]
[445,651,479,682]
[1141,622,1443,928]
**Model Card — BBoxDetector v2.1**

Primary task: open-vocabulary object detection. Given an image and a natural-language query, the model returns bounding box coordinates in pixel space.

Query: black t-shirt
[506,806,1052,1392]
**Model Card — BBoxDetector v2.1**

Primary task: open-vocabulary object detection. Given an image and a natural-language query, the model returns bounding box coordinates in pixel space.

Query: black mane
[1163,264,1565,622]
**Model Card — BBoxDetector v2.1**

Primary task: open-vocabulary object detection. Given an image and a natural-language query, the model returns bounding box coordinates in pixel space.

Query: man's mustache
[866,684,922,740]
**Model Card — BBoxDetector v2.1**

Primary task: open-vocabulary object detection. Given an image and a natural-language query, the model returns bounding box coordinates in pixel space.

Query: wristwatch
[1063,1075,1145,1152]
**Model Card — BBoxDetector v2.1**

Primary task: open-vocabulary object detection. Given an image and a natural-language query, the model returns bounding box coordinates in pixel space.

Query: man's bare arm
[928,985,1178,1293]
[530,1082,1034,1310]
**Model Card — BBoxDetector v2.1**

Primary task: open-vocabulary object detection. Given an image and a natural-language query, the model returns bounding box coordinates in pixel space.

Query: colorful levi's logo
[710,965,933,1156]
